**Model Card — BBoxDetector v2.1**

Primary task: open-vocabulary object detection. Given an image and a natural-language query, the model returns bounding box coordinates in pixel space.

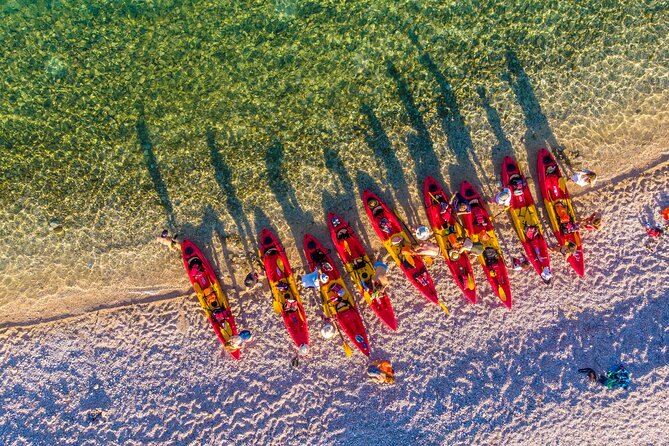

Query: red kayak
[181,239,240,360]
[362,190,448,313]
[501,156,553,283]
[258,228,310,351]
[536,148,585,276]
[303,234,370,357]
[458,181,513,308]
[327,212,397,330]
[423,176,477,304]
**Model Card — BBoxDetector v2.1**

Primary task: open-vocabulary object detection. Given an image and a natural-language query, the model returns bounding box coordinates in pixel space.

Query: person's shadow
[264,138,314,264]
[477,86,516,179]
[207,128,255,261]
[503,48,574,176]
[407,31,490,195]
[385,59,446,219]
[136,104,177,230]
[359,103,417,226]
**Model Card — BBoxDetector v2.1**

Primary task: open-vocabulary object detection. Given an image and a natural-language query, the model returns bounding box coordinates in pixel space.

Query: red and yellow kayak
[501,156,552,283]
[258,228,310,351]
[423,176,477,304]
[181,239,240,360]
[458,181,513,308]
[303,233,370,357]
[327,212,397,330]
[362,190,448,313]
[536,148,585,277]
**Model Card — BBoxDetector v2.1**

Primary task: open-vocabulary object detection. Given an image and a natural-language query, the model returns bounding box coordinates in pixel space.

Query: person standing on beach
[156,229,181,251]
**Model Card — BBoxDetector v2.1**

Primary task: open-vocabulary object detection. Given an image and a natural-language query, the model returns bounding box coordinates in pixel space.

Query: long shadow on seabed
[359,103,418,228]
[477,86,517,180]
[207,128,256,263]
[408,31,491,196]
[264,138,314,265]
[384,59,444,224]
[137,106,177,230]
[503,48,574,176]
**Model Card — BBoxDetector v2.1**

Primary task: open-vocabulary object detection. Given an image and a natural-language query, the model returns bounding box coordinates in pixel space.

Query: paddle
[438,300,450,315]
[312,286,352,357]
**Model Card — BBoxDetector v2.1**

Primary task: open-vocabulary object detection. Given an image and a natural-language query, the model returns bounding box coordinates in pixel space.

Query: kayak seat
[264,247,278,257]
[351,257,367,270]
[371,205,384,218]
[483,248,499,265]
[336,228,350,240]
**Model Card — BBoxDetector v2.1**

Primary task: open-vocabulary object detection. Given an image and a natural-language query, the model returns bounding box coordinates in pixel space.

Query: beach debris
[367,360,395,385]
[320,321,335,340]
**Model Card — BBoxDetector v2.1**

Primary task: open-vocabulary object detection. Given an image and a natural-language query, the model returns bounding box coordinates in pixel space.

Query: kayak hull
[304,233,370,357]
[536,148,585,277]
[258,228,310,349]
[362,190,441,306]
[422,176,477,304]
[181,239,241,360]
[458,182,513,308]
[327,212,397,330]
[501,156,552,282]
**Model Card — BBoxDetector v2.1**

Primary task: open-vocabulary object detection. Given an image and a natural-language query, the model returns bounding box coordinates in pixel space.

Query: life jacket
[554,202,571,223]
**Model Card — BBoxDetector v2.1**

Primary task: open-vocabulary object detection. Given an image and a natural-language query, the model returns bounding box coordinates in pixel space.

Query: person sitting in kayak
[525,225,539,241]
[483,247,500,265]
[328,283,349,311]
[202,286,220,308]
[554,201,571,224]
[378,217,393,234]
[368,198,384,217]
[560,221,580,234]
[452,193,471,215]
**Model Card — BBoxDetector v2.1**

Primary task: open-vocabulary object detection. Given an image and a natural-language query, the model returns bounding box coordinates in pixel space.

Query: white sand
[1,156,668,445]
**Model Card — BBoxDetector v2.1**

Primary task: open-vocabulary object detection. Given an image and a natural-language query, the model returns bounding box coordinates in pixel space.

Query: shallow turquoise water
[0,0,667,322]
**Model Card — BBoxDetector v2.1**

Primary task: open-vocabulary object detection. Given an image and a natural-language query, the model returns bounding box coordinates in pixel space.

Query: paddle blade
[343,341,353,357]
[467,274,475,290]
[272,298,282,315]
[497,285,507,302]
[439,301,450,315]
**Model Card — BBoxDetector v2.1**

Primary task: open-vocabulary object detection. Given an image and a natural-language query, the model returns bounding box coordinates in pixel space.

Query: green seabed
[0,0,667,316]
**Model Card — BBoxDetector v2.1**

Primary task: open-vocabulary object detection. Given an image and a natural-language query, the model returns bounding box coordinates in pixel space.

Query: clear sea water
[1,0,667,324]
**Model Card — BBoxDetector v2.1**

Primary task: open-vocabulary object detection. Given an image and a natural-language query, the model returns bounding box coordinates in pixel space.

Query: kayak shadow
[322,146,358,216]
[408,31,491,197]
[503,48,574,176]
[136,105,177,230]
[265,138,314,265]
[360,103,418,227]
[477,85,516,180]
[206,128,256,257]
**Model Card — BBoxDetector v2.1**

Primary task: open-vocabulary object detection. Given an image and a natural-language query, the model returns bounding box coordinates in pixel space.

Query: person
[560,221,580,234]
[525,225,539,240]
[379,217,392,234]
[570,169,597,187]
[244,272,259,289]
[494,187,512,207]
[300,270,321,290]
[415,241,439,258]
[414,225,432,241]
[579,212,603,231]
[156,229,181,251]
[646,225,664,238]
[511,256,532,271]
[373,262,390,289]
[551,241,577,258]
[554,201,571,224]
[367,360,395,384]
